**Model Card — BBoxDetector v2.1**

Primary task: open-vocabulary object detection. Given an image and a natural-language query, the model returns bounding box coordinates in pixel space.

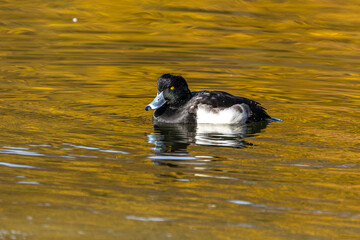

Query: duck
[145,73,274,124]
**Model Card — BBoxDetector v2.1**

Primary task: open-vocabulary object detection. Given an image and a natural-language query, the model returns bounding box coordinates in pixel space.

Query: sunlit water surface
[0,0,359,239]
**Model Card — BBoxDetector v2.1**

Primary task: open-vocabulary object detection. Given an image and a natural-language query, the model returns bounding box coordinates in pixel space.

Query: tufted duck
[145,74,274,124]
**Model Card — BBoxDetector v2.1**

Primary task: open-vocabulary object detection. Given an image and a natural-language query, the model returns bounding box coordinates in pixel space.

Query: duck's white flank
[196,104,250,124]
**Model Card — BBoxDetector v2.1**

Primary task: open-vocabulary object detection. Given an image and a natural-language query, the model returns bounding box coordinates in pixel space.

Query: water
[0,0,359,239]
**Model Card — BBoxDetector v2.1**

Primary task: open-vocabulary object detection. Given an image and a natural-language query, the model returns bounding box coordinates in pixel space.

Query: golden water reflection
[0,0,359,239]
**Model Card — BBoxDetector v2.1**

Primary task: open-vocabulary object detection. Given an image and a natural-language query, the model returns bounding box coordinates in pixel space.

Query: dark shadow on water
[147,121,269,154]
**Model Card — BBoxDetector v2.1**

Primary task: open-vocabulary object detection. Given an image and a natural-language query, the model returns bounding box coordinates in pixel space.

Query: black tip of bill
[145,105,151,111]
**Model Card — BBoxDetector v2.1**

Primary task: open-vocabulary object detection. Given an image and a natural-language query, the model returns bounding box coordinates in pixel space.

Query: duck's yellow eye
[170,86,175,90]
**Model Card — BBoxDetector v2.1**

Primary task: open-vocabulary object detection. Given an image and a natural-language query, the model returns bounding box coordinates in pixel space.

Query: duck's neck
[170,92,192,109]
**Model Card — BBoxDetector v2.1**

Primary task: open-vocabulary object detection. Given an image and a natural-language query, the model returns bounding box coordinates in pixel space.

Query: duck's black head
[145,74,192,111]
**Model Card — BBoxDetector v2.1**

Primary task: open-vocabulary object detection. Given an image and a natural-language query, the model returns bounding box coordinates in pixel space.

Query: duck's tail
[269,117,283,122]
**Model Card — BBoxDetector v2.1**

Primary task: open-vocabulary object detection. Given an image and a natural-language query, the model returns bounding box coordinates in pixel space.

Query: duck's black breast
[153,103,197,124]
[152,90,270,124]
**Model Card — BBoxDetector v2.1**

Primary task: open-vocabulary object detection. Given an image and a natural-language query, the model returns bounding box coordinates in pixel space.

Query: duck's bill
[145,92,166,111]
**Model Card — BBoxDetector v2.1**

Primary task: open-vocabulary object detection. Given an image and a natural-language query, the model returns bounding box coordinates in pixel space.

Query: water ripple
[148,155,197,160]
[125,216,169,222]
[0,148,45,157]
[17,181,41,185]
[63,143,129,154]
[0,144,129,161]
[228,200,252,205]
[0,162,40,169]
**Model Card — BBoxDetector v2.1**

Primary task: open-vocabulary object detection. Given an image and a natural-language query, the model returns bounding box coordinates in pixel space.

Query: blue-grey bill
[145,91,166,111]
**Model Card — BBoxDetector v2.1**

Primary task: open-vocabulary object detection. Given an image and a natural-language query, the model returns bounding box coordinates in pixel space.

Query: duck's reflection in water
[147,121,268,154]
